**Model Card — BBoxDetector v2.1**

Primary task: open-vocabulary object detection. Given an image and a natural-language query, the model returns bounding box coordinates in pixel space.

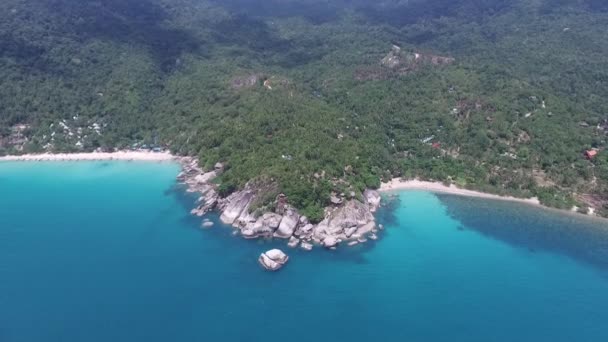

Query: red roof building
[585,150,598,159]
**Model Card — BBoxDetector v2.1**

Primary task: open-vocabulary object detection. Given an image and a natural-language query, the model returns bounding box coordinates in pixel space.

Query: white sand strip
[0,151,175,162]
[380,178,541,206]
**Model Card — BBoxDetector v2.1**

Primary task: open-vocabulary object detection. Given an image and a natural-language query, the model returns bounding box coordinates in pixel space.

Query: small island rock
[300,242,313,251]
[258,249,289,271]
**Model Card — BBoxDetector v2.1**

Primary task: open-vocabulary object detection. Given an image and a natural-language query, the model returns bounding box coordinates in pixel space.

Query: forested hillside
[1,0,608,217]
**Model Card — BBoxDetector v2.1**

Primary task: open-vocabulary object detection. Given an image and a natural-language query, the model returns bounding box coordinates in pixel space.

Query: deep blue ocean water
[1,161,608,342]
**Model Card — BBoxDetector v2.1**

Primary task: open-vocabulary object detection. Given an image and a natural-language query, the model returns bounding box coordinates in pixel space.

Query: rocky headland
[178,157,382,251]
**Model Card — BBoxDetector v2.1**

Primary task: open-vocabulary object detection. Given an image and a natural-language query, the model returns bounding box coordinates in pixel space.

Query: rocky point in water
[177,157,382,251]
[258,249,289,271]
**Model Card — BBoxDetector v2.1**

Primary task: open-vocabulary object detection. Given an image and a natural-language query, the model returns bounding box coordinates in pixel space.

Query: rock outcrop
[219,190,255,224]
[177,157,383,251]
[258,249,289,271]
[323,236,339,248]
[274,208,299,238]
[381,45,455,71]
[363,189,381,212]
[231,74,261,90]
[353,45,456,81]
[287,236,300,248]
[312,200,377,245]
[241,212,282,239]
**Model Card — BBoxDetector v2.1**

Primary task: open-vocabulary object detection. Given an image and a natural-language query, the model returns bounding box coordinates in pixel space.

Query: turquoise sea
[1,161,608,342]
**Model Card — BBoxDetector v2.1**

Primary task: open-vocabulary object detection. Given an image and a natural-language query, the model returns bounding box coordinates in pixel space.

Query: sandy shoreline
[0,151,176,162]
[380,179,541,206]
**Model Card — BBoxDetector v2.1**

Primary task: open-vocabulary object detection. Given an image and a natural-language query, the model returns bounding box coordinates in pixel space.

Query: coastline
[380,179,542,206]
[2,152,604,235]
[379,178,608,222]
[0,151,176,162]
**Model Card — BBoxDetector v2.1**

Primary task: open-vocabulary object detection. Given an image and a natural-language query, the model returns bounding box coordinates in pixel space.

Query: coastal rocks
[177,156,384,251]
[287,236,300,248]
[274,208,299,238]
[258,249,289,271]
[312,199,377,244]
[263,212,283,230]
[300,242,313,251]
[345,226,357,238]
[294,223,315,242]
[325,200,375,230]
[195,171,217,184]
[234,202,257,228]
[355,222,376,237]
[363,189,381,212]
[191,188,219,216]
[323,236,339,248]
[241,213,282,239]
[219,190,255,224]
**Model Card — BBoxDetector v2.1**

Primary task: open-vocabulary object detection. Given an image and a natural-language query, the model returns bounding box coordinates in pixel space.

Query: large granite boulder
[363,189,381,212]
[263,212,283,229]
[287,236,300,248]
[190,187,219,216]
[295,223,314,239]
[234,203,256,228]
[195,171,217,184]
[312,200,375,248]
[274,208,299,238]
[313,200,374,239]
[241,213,283,239]
[323,236,339,248]
[355,221,375,237]
[258,249,289,271]
[328,200,374,228]
[220,190,255,224]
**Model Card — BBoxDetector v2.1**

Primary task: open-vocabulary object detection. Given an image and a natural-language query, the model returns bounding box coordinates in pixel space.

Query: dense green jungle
[1,0,608,218]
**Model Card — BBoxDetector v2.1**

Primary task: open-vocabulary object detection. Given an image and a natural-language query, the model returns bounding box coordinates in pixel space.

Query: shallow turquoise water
[1,161,608,341]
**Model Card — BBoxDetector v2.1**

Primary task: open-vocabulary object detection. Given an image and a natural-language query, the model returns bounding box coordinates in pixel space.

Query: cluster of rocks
[230,74,262,90]
[178,158,383,251]
[381,45,455,71]
[178,157,222,216]
[230,73,292,92]
[355,45,455,81]
[258,249,289,271]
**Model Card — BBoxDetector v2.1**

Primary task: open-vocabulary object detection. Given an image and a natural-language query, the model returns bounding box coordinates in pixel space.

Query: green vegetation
[1,0,608,216]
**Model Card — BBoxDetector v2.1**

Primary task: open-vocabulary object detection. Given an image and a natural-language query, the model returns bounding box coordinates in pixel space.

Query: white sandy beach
[380,178,541,206]
[0,151,175,162]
